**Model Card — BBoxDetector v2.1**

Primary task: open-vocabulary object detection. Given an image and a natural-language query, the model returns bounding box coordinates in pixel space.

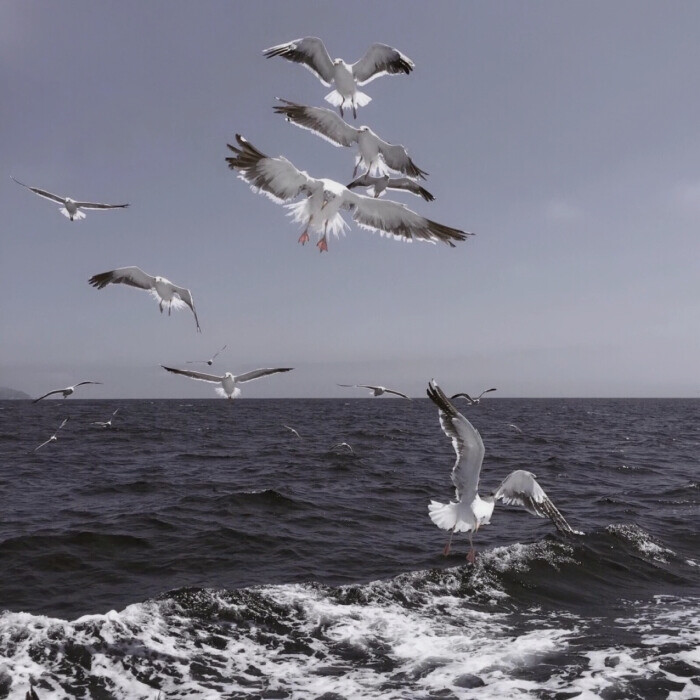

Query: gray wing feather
[171,284,201,332]
[73,201,129,210]
[274,100,359,147]
[352,43,414,85]
[88,266,156,291]
[235,367,293,384]
[375,142,428,179]
[11,176,65,204]
[161,366,223,383]
[263,37,334,85]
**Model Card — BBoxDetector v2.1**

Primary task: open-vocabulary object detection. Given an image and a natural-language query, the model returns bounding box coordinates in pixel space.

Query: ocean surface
[0,397,698,699]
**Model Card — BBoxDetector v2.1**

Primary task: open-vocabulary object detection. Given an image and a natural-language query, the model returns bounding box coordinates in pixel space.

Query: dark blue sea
[0,398,698,699]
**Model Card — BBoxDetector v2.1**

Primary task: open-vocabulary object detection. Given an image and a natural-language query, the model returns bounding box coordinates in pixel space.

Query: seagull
[273,99,427,179]
[347,174,434,202]
[332,442,354,453]
[338,383,410,399]
[34,418,69,451]
[226,135,470,252]
[88,266,201,332]
[283,424,302,439]
[507,423,524,434]
[427,380,577,563]
[264,38,414,118]
[92,408,119,427]
[161,365,293,399]
[11,176,128,221]
[33,382,101,403]
[187,344,227,366]
[450,387,498,405]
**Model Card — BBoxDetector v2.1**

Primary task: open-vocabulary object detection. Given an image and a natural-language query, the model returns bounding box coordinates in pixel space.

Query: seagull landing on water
[264,38,414,119]
[450,387,497,405]
[92,409,119,428]
[34,418,69,451]
[347,174,434,202]
[88,267,201,332]
[427,380,579,563]
[11,177,128,221]
[226,135,470,252]
[161,365,293,399]
[273,100,427,180]
[187,344,227,366]
[33,382,101,403]
[338,383,411,399]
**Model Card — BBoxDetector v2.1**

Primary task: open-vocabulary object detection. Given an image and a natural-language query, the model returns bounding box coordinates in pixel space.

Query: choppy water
[0,398,698,699]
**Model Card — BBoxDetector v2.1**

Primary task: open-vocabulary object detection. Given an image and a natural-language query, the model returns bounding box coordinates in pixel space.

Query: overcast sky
[2,1,699,399]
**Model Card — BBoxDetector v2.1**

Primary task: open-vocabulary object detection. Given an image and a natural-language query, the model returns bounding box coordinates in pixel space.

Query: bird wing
[263,37,335,85]
[211,344,227,361]
[57,418,69,431]
[375,141,428,179]
[382,388,411,399]
[32,388,66,403]
[171,284,201,333]
[73,201,129,210]
[385,177,434,202]
[352,43,414,85]
[161,366,224,383]
[341,190,470,246]
[346,174,376,191]
[283,424,301,438]
[274,99,359,147]
[337,383,377,391]
[34,437,54,451]
[226,135,316,204]
[493,470,578,535]
[11,176,65,204]
[234,367,294,383]
[75,381,102,387]
[88,266,156,291]
[427,380,485,499]
[450,392,475,403]
[476,387,498,399]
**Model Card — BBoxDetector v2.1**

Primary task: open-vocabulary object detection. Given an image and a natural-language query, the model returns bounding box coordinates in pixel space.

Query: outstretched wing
[263,37,334,85]
[75,381,102,388]
[226,135,315,204]
[382,388,411,399]
[74,201,129,210]
[235,367,293,384]
[32,388,66,403]
[274,100,359,147]
[450,392,475,403]
[11,176,65,204]
[88,266,156,291]
[493,470,578,535]
[341,190,470,246]
[375,140,428,180]
[171,284,201,333]
[352,43,414,85]
[385,177,434,202]
[161,366,224,383]
[427,380,485,499]
[476,387,498,400]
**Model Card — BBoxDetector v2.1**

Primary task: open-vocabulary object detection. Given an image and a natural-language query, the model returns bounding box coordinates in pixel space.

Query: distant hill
[0,387,31,400]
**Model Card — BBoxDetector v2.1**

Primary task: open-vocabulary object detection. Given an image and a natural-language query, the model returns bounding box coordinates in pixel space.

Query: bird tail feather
[428,500,477,533]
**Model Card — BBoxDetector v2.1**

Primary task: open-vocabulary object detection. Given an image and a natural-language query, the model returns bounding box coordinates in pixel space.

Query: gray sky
[2,1,699,399]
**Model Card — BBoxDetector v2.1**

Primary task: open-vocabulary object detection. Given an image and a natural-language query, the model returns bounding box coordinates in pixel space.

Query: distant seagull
[11,176,128,221]
[226,135,469,252]
[264,38,414,118]
[187,344,228,366]
[273,99,427,179]
[161,365,293,399]
[450,388,498,405]
[507,423,523,434]
[347,174,434,202]
[427,380,577,562]
[88,266,201,332]
[34,418,69,451]
[33,382,101,403]
[338,383,410,399]
[283,424,302,439]
[92,408,119,427]
[332,442,354,453]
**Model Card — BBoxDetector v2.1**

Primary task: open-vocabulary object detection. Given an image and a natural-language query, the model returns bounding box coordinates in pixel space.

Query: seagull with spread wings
[161,365,293,399]
[346,173,434,202]
[264,38,414,118]
[88,267,201,332]
[11,177,128,221]
[226,135,470,252]
[338,384,411,399]
[34,418,69,451]
[187,344,227,366]
[33,382,101,403]
[92,408,120,428]
[273,99,427,179]
[427,380,578,563]
[450,387,498,405]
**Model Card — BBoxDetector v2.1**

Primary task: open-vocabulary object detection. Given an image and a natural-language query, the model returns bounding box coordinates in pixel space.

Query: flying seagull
[283,424,302,439]
[161,365,293,399]
[88,266,201,332]
[338,383,411,399]
[264,38,414,118]
[427,380,577,563]
[11,176,128,221]
[34,418,69,451]
[33,382,101,403]
[331,442,354,453]
[347,174,434,202]
[92,408,120,427]
[273,99,427,179]
[187,344,227,366]
[450,387,498,405]
[226,135,470,252]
